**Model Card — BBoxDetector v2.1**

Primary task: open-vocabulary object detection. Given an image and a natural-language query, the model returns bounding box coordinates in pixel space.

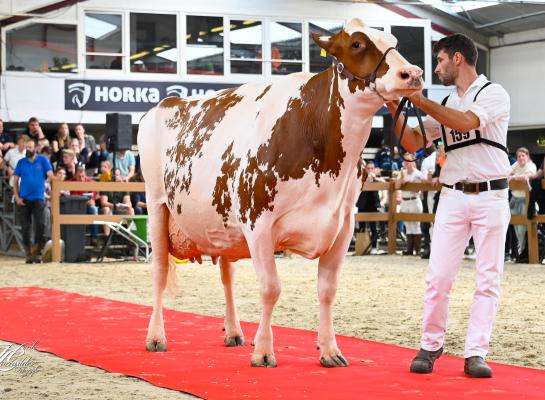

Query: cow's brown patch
[233,67,346,228]
[212,143,241,223]
[255,84,272,101]
[163,87,243,211]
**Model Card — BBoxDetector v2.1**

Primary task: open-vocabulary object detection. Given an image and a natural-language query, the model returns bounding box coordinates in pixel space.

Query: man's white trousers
[420,187,510,358]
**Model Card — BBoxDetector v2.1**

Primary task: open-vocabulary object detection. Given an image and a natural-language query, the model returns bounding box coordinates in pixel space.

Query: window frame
[82,11,125,73]
[2,19,79,75]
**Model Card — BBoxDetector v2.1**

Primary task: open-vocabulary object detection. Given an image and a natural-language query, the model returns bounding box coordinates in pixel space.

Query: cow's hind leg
[220,257,245,346]
[146,203,171,352]
[247,239,280,367]
[316,214,353,368]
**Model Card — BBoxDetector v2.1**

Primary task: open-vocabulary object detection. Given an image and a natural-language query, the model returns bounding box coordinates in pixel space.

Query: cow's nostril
[400,72,410,80]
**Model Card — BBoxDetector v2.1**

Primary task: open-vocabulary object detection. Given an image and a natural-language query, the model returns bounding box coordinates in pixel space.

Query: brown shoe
[410,347,443,373]
[464,356,492,378]
[30,244,42,263]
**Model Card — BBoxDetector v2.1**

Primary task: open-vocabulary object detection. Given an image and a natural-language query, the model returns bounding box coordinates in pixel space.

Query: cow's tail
[164,254,179,298]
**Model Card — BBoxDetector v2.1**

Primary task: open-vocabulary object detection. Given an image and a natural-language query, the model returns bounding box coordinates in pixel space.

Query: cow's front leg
[220,257,245,346]
[248,239,280,367]
[146,203,170,352]
[316,214,353,367]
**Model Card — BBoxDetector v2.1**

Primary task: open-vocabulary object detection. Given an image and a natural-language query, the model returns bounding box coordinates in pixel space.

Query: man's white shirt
[423,74,511,185]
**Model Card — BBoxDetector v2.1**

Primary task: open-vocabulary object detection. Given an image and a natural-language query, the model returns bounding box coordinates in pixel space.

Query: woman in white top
[396,157,424,255]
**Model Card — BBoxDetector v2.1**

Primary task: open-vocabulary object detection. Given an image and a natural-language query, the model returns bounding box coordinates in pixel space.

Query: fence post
[51,179,61,262]
[387,180,397,254]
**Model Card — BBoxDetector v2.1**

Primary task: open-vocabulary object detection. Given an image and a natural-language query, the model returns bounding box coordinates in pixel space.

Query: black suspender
[440,81,508,154]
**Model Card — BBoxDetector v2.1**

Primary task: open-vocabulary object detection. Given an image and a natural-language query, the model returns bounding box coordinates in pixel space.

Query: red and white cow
[138,18,423,367]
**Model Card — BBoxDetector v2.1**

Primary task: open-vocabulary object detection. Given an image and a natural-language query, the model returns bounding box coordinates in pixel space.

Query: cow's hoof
[224,335,245,347]
[146,340,167,352]
[320,355,349,368]
[251,354,277,368]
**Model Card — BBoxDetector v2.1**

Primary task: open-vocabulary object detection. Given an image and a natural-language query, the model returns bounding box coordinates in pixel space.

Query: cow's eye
[352,42,361,49]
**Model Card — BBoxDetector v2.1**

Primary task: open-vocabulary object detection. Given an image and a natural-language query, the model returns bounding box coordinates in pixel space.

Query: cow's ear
[312,32,333,55]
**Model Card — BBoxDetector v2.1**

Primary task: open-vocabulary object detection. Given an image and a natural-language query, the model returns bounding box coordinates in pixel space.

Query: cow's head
[312,18,423,100]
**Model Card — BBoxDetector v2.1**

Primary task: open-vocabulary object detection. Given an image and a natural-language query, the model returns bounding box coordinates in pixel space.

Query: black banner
[65,80,237,111]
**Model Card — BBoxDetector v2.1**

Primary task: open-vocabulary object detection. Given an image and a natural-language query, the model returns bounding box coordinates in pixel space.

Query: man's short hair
[516,147,530,156]
[27,117,39,125]
[433,34,478,66]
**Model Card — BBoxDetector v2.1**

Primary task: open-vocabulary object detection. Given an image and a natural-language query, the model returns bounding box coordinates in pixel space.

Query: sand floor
[1,254,544,399]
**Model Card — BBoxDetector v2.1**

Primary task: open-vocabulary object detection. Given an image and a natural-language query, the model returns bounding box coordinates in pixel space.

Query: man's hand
[409,90,424,108]
[15,196,25,206]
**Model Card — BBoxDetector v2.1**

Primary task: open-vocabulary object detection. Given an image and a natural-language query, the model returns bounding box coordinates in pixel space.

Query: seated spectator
[100,168,134,236]
[99,160,112,182]
[26,117,50,151]
[129,170,147,215]
[51,122,71,166]
[70,137,89,167]
[75,124,98,174]
[0,119,14,155]
[62,149,77,180]
[71,165,99,246]
[97,135,110,164]
[107,149,135,182]
[40,145,53,164]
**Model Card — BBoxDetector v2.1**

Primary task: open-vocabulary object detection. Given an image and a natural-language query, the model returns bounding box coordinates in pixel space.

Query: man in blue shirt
[13,139,54,263]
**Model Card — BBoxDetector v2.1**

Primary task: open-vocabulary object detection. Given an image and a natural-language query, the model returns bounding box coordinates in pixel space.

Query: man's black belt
[442,178,508,194]
[402,197,418,201]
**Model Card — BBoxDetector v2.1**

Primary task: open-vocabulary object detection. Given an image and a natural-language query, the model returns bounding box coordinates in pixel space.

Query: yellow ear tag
[320,48,327,57]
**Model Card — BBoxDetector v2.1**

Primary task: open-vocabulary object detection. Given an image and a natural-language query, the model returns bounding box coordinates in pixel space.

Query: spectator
[99,160,112,182]
[508,147,537,260]
[70,137,89,167]
[130,170,147,215]
[395,157,424,255]
[51,122,71,166]
[75,123,97,153]
[0,119,15,155]
[1,135,28,186]
[107,149,135,181]
[355,162,385,253]
[26,117,50,151]
[13,139,54,263]
[71,165,99,246]
[100,168,134,236]
[62,149,78,180]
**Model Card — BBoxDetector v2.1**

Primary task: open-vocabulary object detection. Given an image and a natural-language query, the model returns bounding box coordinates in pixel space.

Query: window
[6,23,77,73]
[391,26,425,79]
[308,20,343,73]
[85,13,122,70]
[270,21,302,75]
[431,41,440,85]
[186,15,224,75]
[230,20,263,75]
[130,13,177,74]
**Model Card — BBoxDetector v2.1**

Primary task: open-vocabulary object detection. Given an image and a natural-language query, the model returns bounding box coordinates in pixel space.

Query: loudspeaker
[106,113,132,151]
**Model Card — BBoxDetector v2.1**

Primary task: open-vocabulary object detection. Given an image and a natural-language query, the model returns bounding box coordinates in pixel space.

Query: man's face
[16,138,25,150]
[434,50,457,86]
[28,121,39,134]
[76,170,86,181]
[25,141,35,154]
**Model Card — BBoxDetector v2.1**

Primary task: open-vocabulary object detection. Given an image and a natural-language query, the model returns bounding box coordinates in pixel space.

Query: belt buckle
[462,181,479,194]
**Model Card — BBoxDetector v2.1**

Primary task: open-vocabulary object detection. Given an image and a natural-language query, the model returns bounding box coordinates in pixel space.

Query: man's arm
[410,93,481,133]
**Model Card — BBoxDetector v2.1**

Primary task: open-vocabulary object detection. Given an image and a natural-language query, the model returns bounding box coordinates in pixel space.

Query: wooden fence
[51,181,145,262]
[358,180,544,264]
[51,180,544,264]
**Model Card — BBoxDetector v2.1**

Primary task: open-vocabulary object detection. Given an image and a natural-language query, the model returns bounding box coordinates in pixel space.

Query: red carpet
[1,287,544,399]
